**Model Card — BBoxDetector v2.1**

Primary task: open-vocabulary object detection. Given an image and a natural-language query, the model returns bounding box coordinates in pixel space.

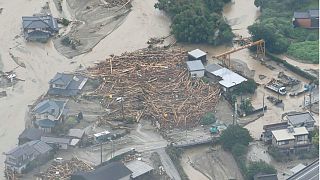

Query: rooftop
[287,159,319,180]
[272,127,308,141]
[125,160,154,178]
[294,9,319,18]
[186,60,205,71]
[41,136,70,144]
[19,128,44,141]
[208,65,247,88]
[22,15,58,31]
[32,99,67,119]
[48,73,88,96]
[36,119,56,128]
[188,49,206,58]
[68,129,85,139]
[263,122,288,131]
[6,140,52,158]
[94,130,110,137]
[290,164,306,174]
[286,112,315,125]
[72,162,132,180]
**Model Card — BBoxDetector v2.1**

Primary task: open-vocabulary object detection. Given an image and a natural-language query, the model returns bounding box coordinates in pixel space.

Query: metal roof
[48,73,88,96]
[19,128,44,141]
[28,140,53,154]
[272,127,308,141]
[36,119,56,128]
[294,12,309,18]
[186,60,205,71]
[210,67,247,88]
[205,63,223,73]
[287,159,319,180]
[188,49,206,58]
[22,15,58,31]
[125,160,154,178]
[6,140,52,158]
[290,164,306,174]
[94,130,110,137]
[308,9,319,18]
[287,112,315,125]
[41,136,70,144]
[32,99,67,119]
[68,129,85,139]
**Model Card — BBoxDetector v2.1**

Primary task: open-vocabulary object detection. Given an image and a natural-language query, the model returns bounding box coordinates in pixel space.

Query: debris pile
[102,0,131,8]
[35,158,93,180]
[88,48,220,128]
[278,71,300,87]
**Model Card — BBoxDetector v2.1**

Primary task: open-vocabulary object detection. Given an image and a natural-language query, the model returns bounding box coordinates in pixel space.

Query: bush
[233,79,257,95]
[246,161,277,180]
[287,41,319,63]
[200,112,216,125]
[231,143,248,157]
[240,99,254,114]
[220,125,253,151]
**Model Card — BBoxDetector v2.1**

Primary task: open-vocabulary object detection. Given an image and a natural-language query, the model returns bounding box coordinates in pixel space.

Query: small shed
[125,160,154,179]
[186,60,205,78]
[188,49,207,63]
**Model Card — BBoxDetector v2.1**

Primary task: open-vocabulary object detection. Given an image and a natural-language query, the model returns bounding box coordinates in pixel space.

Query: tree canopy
[155,0,233,45]
[220,125,253,150]
[246,161,277,180]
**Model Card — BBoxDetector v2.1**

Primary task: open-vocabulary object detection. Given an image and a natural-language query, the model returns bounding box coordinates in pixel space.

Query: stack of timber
[35,158,93,180]
[88,48,220,128]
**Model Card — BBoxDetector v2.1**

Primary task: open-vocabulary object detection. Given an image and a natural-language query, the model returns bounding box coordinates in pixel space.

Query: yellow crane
[213,39,265,67]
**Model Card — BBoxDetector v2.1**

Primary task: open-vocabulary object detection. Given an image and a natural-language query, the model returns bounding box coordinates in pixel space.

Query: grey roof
[125,160,153,178]
[186,60,205,71]
[41,136,70,144]
[290,164,306,174]
[287,112,315,125]
[68,129,85,139]
[205,63,223,73]
[6,140,52,158]
[254,173,278,180]
[22,15,58,31]
[48,73,88,96]
[308,10,319,18]
[19,128,44,141]
[287,159,319,180]
[294,12,309,18]
[188,49,206,58]
[32,99,67,119]
[294,10,319,18]
[36,119,56,128]
[272,127,308,141]
[72,162,132,180]
[263,122,288,131]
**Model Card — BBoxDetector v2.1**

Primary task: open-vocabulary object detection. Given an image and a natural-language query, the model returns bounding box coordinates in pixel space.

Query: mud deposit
[53,0,131,58]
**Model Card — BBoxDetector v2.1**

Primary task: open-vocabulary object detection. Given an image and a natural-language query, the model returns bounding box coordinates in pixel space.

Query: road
[156,148,181,180]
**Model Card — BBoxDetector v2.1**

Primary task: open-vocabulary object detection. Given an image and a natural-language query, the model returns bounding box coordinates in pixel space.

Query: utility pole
[233,101,237,125]
[309,90,312,112]
[262,93,265,114]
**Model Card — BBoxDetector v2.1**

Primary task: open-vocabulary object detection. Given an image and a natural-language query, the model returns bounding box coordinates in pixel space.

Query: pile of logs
[88,48,220,128]
[36,158,93,180]
[103,0,131,8]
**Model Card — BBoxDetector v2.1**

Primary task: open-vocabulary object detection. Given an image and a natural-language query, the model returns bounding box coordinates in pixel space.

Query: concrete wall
[190,70,204,78]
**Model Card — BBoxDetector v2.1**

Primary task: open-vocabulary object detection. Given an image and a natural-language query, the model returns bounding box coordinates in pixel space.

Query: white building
[186,60,205,78]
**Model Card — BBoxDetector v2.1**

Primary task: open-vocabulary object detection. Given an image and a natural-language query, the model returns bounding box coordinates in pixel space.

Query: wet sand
[0,0,171,175]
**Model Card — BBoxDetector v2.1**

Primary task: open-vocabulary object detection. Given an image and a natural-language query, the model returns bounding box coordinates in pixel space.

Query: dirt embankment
[53,0,131,58]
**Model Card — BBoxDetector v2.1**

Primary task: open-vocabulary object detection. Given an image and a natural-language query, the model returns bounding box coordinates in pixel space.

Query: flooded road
[0,0,170,175]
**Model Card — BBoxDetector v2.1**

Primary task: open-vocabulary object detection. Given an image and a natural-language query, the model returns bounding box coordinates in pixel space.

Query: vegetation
[200,112,216,125]
[246,161,277,180]
[220,125,253,151]
[240,99,254,114]
[155,0,233,45]
[166,146,189,180]
[249,0,319,56]
[233,79,257,95]
[287,41,319,63]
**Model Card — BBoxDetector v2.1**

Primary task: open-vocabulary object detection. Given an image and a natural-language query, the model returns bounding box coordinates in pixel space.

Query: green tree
[200,112,216,125]
[246,161,277,180]
[220,125,253,150]
[240,99,254,114]
[231,143,248,157]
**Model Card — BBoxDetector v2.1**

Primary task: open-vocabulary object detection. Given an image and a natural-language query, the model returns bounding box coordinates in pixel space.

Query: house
[22,14,59,42]
[253,173,278,180]
[48,73,88,96]
[125,160,154,179]
[186,60,205,78]
[32,99,68,132]
[188,49,207,63]
[205,63,247,92]
[285,112,315,131]
[18,128,44,145]
[293,9,319,29]
[5,140,52,174]
[271,127,310,153]
[41,136,70,149]
[71,162,132,180]
[262,122,289,144]
[287,159,319,180]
